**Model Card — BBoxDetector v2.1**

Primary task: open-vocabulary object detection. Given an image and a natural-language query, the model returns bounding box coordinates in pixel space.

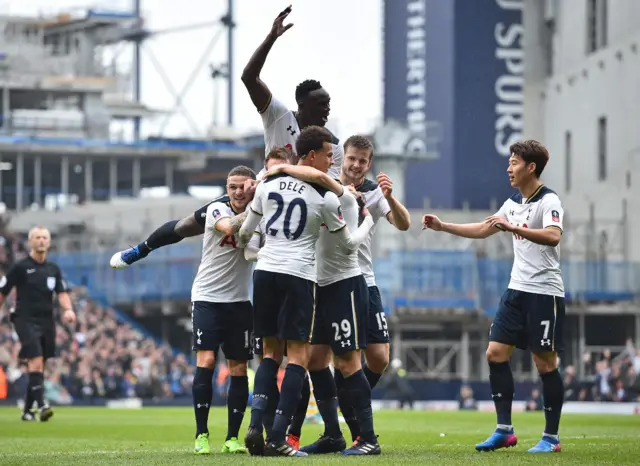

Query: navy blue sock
[192,367,214,437]
[249,357,280,432]
[226,375,249,440]
[540,369,564,435]
[287,373,310,438]
[28,372,45,409]
[334,370,360,441]
[310,368,341,438]
[489,361,514,427]
[342,369,376,443]
[271,364,307,443]
[363,365,382,389]
[263,372,280,439]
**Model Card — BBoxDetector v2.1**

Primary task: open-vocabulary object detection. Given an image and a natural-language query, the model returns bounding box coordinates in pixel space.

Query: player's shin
[363,365,382,389]
[249,357,280,432]
[227,374,249,440]
[270,363,307,443]
[540,368,564,436]
[287,373,310,439]
[192,366,214,436]
[309,368,341,438]
[342,369,376,444]
[263,373,280,438]
[489,361,515,428]
[334,369,360,441]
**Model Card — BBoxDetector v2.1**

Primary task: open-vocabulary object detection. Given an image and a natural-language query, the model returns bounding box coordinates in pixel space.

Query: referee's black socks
[25,372,45,412]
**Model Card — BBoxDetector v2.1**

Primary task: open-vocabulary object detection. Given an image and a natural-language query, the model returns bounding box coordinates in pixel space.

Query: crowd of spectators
[0,225,194,404]
[564,341,640,402]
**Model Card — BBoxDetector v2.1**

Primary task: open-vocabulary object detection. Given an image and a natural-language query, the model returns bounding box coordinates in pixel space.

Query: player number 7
[540,320,550,339]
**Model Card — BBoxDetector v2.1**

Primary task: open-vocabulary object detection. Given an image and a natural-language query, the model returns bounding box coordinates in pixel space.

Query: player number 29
[265,192,307,240]
[332,319,352,341]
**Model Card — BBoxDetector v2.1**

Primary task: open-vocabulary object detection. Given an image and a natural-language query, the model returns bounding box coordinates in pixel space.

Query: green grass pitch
[0,407,638,465]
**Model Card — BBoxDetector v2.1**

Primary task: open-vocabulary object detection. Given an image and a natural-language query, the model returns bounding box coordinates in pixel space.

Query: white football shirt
[356,180,391,287]
[495,185,565,297]
[316,189,366,287]
[191,198,254,303]
[259,96,343,179]
[248,173,346,282]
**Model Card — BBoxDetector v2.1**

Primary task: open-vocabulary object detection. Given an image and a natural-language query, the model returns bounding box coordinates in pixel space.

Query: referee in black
[0,225,75,421]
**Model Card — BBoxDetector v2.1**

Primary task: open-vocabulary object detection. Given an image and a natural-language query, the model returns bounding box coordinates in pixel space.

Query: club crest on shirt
[213,209,222,220]
[47,277,56,291]
[551,210,560,222]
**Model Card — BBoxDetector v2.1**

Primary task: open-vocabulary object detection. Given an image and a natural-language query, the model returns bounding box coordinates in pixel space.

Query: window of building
[587,0,608,54]
[597,117,607,181]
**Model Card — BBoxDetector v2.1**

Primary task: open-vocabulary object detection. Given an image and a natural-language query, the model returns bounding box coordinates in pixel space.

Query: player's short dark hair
[265,147,292,164]
[295,79,322,103]
[343,135,374,159]
[295,126,332,158]
[510,140,549,178]
[228,165,256,179]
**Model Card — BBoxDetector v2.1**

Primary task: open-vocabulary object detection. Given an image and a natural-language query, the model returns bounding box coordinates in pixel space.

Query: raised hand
[270,5,294,39]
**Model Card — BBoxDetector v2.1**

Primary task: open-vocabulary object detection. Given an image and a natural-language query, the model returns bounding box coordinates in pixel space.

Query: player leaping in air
[423,140,565,454]
[109,5,340,270]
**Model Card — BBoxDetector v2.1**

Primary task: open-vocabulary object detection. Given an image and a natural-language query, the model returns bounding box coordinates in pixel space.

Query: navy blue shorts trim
[191,301,253,361]
[367,286,390,344]
[490,289,565,353]
[312,275,368,355]
[252,270,316,342]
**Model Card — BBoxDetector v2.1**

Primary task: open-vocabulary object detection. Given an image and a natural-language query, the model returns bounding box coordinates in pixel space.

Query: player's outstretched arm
[422,214,500,239]
[265,164,344,196]
[241,6,293,114]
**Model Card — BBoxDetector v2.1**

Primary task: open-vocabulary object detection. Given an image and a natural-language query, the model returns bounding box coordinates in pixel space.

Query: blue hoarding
[383,0,523,209]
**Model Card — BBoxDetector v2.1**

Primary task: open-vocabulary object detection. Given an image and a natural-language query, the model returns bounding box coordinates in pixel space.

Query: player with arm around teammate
[423,140,566,454]
[0,226,75,422]
[238,126,374,457]
[291,135,409,446]
[267,161,381,455]
[241,5,343,178]
[190,166,261,455]
[109,149,291,270]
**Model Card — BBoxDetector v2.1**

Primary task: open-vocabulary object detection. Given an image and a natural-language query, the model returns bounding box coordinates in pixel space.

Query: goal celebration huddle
[109,6,567,457]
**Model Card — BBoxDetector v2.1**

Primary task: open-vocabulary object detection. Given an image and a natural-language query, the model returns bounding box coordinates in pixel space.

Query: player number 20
[332,319,352,341]
[265,192,307,240]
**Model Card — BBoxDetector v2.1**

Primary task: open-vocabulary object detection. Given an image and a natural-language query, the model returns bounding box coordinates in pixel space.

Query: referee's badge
[47,277,56,290]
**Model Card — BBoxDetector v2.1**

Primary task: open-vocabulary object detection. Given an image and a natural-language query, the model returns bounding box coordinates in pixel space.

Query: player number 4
[332,319,352,341]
